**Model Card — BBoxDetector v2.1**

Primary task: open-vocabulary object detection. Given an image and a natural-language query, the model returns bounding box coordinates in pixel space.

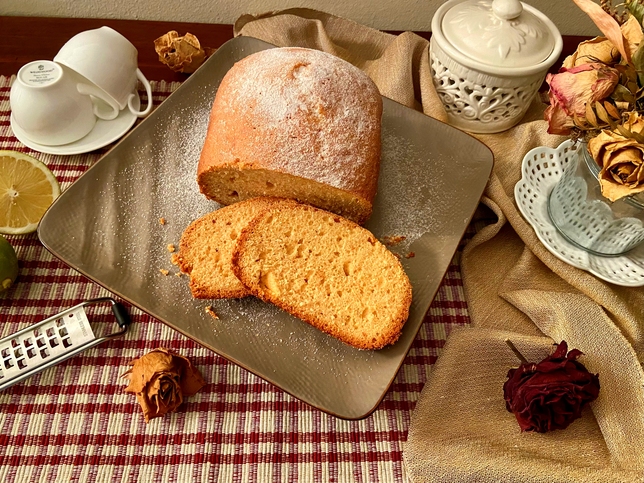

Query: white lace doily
[514,139,644,287]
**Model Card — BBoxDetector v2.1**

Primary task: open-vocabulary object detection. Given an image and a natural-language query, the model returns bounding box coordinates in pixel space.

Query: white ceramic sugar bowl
[430,0,562,134]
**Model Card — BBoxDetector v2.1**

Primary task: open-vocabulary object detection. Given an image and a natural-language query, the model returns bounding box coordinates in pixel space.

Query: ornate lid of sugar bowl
[432,0,562,74]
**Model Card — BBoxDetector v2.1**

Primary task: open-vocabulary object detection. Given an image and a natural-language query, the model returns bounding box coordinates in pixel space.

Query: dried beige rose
[123,348,206,422]
[562,37,619,69]
[566,4,643,61]
[154,31,213,74]
[571,0,631,62]
[588,114,644,201]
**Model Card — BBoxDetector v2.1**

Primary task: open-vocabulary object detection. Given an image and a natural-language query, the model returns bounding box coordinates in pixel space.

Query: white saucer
[515,139,644,287]
[10,92,140,155]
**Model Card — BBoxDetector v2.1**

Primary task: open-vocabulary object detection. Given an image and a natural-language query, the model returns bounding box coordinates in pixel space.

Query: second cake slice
[231,203,412,350]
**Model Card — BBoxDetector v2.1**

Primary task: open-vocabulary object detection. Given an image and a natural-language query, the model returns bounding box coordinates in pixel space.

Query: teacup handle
[128,69,153,118]
[76,82,120,121]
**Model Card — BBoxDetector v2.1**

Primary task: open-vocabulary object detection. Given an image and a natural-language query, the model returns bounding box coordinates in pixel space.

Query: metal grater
[0,297,130,391]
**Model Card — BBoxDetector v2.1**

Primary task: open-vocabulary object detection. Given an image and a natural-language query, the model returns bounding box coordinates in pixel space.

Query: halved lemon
[0,150,61,235]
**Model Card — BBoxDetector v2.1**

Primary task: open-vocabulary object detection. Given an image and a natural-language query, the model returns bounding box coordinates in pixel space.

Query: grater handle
[111,302,131,329]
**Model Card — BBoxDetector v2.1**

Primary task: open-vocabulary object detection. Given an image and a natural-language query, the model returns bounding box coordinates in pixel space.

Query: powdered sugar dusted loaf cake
[197,47,383,225]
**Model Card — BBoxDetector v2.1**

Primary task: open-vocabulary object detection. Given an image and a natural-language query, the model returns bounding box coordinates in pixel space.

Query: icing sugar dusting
[368,133,439,252]
[213,48,381,192]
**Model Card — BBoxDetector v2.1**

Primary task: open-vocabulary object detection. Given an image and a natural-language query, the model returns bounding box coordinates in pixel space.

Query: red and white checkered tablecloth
[0,76,473,483]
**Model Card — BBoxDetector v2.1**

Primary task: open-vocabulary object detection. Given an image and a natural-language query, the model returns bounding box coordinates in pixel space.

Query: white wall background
[1,0,600,36]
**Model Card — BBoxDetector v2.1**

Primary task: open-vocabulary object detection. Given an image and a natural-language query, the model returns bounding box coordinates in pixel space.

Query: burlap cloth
[234,9,644,482]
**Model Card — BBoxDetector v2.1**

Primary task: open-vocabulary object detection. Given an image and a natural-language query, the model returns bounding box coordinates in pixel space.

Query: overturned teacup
[54,26,153,120]
[10,60,101,146]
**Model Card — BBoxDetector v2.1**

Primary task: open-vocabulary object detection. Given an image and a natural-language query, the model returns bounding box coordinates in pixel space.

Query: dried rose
[123,348,206,422]
[544,63,619,135]
[563,15,643,69]
[503,341,600,433]
[562,37,619,69]
[588,113,644,201]
[572,0,631,62]
[154,31,213,74]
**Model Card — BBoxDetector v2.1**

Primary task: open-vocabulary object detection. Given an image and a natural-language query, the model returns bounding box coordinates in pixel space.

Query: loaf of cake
[231,202,412,350]
[175,197,294,299]
[197,47,383,225]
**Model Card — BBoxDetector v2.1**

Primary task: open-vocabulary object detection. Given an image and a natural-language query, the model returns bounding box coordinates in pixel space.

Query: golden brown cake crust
[197,47,382,224]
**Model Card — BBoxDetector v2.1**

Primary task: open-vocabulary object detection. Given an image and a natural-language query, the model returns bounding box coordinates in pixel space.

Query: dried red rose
[503,341,600,433]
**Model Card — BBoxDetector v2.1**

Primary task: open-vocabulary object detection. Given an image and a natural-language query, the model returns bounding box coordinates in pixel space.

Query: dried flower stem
[601,0,629,23]
[505,339,529,364]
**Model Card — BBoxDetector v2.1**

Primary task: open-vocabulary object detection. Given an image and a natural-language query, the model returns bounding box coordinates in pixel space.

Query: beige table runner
[235,10,644,481]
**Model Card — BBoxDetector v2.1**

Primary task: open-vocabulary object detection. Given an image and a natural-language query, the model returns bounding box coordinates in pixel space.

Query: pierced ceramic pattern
[430,0,562,133]
[515,139,644,287]
[430,41,542,133]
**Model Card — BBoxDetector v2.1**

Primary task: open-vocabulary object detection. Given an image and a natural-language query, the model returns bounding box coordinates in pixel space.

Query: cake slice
[231,203,412,350]
[175,197,294,299]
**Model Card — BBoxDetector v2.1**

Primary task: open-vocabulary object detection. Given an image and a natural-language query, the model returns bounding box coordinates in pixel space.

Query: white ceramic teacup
[54,26,153,120]
[10,60,100,146]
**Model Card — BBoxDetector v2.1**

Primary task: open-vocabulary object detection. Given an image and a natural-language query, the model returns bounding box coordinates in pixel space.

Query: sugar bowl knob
[492,0,523,20]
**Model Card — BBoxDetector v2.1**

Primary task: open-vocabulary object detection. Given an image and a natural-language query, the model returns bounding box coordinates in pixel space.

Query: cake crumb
[405,252,416,259]
[159,268,170,276]
[205,306,219,319]
[159,217,167,225]
[167,244,176,253]
[175,272,183,277]
[171,254,180,266]
[383,235,406,246]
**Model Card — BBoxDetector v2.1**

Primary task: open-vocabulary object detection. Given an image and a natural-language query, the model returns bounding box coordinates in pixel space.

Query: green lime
[0,234,19,293]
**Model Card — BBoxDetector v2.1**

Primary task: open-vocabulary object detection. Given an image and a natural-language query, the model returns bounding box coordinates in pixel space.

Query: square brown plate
[38,37,493,419]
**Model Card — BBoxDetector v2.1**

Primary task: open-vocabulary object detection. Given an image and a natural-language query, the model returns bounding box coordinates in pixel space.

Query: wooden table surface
[0,16,235,82]
[0,16,585,82]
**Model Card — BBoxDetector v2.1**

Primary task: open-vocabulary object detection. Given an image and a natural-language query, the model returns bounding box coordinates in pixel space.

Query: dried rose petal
[503,341,600,433]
